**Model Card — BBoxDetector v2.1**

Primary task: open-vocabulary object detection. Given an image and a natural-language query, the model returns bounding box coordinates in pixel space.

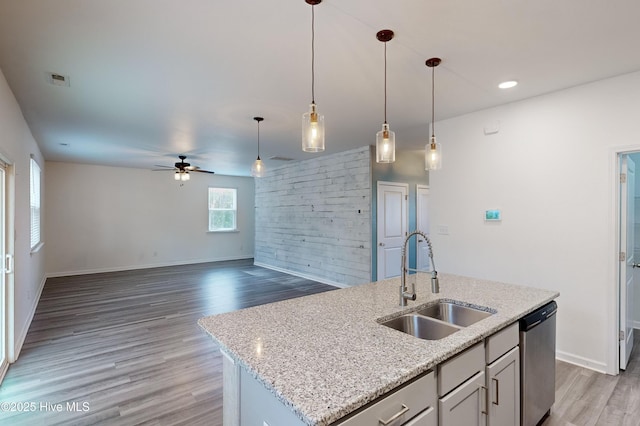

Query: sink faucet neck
[400,230,439,306]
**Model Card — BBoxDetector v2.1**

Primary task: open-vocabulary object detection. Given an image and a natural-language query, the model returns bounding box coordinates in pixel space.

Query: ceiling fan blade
[193,169,215,174]
[153,165,175,169]
[152,168,176,171]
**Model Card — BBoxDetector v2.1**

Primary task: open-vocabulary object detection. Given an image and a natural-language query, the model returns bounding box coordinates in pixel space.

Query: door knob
[633,263,640,268]
[379,242,385,247]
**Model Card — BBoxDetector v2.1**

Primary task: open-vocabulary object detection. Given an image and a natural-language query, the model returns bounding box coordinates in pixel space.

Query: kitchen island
[198,273,559,426]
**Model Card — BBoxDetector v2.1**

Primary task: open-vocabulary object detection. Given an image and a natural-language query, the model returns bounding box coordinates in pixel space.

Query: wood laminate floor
[0,259,336,425]
[1,260,639,425]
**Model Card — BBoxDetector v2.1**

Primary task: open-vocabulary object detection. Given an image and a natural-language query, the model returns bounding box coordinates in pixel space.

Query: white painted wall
[45,162,255,276]
[255,146,371,286]
[430,70,640,374]
[0,68,46,359]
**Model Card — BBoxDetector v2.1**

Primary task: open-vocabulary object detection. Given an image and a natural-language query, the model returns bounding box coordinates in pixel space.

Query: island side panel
[240,367,306,426]
[222,350,240,426]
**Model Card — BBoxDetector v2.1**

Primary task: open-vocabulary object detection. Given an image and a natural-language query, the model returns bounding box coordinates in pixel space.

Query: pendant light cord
[257,120,261,159]
[384,42,387,124]
[431,65,435,137]
[311,5,316,104]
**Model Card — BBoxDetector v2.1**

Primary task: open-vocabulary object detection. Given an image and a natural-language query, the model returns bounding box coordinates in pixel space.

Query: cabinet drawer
[405,406,437,426]
[485,322,518,364]
[337,370,436,426]
[438,343,484,397]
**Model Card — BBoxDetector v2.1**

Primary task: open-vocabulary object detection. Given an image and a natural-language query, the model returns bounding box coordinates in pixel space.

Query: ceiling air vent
[47,72,70,87]
[269,156,294,161]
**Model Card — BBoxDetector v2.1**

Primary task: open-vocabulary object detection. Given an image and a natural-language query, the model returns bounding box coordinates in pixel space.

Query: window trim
[208,187,238,232]
[30,157,42,251]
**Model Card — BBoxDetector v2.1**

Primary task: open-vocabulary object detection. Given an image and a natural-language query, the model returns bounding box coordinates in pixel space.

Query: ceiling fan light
[174,171,181,181]
[182,171,190,181]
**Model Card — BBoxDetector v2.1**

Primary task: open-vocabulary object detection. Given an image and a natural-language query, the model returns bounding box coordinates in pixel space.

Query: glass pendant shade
[182,171,190,181]
[251,158,264,178]
[174,171,181,181]
[425,136,442,170]
[302,103,325,152]
[376,123,395,163]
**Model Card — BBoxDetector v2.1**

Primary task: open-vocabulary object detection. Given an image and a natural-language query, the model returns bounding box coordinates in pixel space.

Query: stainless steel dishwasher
[520,300,557,426]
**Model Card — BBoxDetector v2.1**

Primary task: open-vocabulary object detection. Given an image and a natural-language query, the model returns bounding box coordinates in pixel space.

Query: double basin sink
[380,301,493,340]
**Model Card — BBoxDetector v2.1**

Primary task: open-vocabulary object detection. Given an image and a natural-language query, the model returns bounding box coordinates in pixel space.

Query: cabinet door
[486,346,520,426]
[439,371,486,426]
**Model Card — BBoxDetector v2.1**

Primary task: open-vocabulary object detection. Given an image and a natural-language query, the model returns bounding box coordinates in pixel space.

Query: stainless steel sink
[381,314,461,340]
[416,302,492,327]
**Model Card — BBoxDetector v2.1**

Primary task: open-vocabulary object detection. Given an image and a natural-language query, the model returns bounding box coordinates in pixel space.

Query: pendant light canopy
[425,57,442,171]
[302,0,325,152]
[375,29,395,164]
[251,116,265,178]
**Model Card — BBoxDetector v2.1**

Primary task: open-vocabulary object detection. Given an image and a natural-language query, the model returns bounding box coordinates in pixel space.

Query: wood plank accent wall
[255,146,372,286]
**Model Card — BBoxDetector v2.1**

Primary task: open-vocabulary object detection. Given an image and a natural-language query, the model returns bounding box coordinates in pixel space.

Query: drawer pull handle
[492,378,499,405]
[480,385,488,415]
[379,404,409,425]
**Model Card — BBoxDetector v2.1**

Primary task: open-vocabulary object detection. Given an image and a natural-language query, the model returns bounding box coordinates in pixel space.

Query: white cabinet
[437,323,521,426]
[485,322,520,426]
[486,347,520,426]
[439,371,486,426]
[405,406,437,426]
[437,343,486,426]
[336,370,437,426]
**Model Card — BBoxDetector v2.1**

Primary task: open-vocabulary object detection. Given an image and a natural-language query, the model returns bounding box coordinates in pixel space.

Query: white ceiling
[1,0,640,176]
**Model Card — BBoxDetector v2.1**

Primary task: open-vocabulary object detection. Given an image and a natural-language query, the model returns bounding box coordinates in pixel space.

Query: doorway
[0,161,8,382]
[376,181,408,280]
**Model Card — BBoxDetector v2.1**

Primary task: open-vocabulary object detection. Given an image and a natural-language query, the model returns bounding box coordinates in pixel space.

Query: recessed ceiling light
[498,80,518,89]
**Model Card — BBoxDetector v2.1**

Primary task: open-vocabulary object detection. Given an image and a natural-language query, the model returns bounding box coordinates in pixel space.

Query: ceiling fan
[153,155,215,181]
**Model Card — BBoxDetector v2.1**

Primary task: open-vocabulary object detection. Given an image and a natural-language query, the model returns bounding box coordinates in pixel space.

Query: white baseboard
[46,256,254,279]
[13,273,47,361]
[555,350,608,374]
[253,262,350,288]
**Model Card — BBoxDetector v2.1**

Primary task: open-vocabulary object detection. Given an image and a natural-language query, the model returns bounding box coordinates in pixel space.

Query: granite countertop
[198,273,559,426]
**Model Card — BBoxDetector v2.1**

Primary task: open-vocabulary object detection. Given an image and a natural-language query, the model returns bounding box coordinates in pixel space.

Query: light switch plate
[437,225,449,235]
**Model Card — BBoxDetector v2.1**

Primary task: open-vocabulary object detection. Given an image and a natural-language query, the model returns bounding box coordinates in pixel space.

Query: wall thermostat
[485,209,501,221]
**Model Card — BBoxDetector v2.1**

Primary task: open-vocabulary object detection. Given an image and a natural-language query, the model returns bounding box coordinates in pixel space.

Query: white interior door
[416,185,431,271]
[377,182,408,280]
[0,165,6,382]
[620,155,635,370]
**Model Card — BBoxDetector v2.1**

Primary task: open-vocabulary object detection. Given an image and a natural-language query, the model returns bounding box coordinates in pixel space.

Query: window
[208,187,237,232]
[30,157,41,249]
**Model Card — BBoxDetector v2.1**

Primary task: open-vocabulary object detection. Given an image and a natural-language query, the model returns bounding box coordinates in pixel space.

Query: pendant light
[375,29,395,163]
[302,0,325,152]
[425,57,442,170]
[251,117,265,177]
